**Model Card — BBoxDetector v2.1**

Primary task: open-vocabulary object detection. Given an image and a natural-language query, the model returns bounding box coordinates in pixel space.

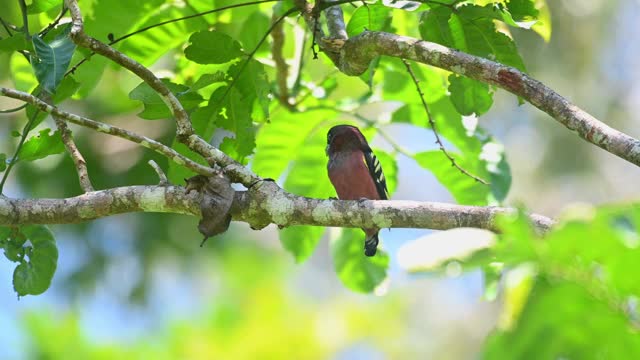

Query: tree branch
[0,181,555,234]
[0,87,217,178]
[63,0,260,186]
[332,31,640,167]
[52,115,94,192]
[40,93,94,193]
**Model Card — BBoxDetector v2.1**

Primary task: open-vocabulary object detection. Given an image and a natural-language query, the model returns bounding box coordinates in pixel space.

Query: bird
[325,125,389,256]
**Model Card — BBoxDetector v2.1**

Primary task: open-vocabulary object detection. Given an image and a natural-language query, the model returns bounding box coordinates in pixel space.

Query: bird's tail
[364,232,379,257]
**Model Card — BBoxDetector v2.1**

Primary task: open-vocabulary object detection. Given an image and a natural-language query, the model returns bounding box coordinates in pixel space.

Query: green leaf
[184,30,243,65]
[166,98,221,183]
[11,225,58,297]
[228,59,271,121]
[128,80,204,120]
[283,123,335,199]
[489,152,512,202]
[252,109,334,180]
[10,53,38,92]
[0,34,31,53]
[415,150,490,205]
[216,87,256,160]
[331,228,389,293]
[27,0,60,14]
[506,0,539,21]
[532,0,551,42]
[279,226,325,263]
[484,279,640,359]
[118,5,209,66]
[448,74,494,116]
[0,154,6,172]
[239,11,271,52]
[18,129,65,162]
[191,72,226,91]
[419,5,527,72]
[346,3,392,37]
[31,24,76,93]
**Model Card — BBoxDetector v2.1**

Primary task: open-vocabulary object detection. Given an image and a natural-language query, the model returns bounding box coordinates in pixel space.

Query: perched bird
[326,125,389,256]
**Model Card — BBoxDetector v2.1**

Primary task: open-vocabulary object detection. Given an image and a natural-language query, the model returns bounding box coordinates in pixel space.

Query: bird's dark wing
[363,150,389,200]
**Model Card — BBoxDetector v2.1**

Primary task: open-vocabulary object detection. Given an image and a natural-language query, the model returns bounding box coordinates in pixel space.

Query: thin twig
[18,0,29,37]
[0,87,217,178]
[52,115,94,192]
[39,5,69,37]
[0,16,13,36]
[0,104,27,113]
[148,160,169,185]
[401,59,489,185]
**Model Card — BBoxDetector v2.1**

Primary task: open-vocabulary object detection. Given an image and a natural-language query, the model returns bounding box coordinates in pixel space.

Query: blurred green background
[1,0,639,358]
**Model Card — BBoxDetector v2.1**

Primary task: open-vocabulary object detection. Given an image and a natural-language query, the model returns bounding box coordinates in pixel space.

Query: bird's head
[326,125,370,156]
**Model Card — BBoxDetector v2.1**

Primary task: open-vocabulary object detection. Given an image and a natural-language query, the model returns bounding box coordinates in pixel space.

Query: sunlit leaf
[331,228,389,293]
[18,129,65,162]
[448,74,494,116]
[184,30,243,65]
[3,225,59,297]
[346,3,392,37]
[27,0,59,14]
[128,80,204,120]
[415,150,490,205]
[119,5,208,66]
[279,226,325,263]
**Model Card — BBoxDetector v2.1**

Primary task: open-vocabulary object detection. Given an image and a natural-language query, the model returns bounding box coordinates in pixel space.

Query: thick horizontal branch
[0,182,554,234]
[335,31,640,168]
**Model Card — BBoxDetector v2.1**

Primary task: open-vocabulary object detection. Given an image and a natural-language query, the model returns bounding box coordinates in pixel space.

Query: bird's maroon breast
[327,151,381,200]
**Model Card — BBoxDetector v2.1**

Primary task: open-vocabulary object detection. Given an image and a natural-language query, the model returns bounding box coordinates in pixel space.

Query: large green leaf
[18,129,65,162]
[10,52,38,93]
[419,4,527,71]
[0,225,58,297]
[0,34,31,53]
[31,24,76,94]
[415,150,490,205]
[279,226,325,263]
[118,5,209,66]
[27,0,59,14]
[331,228,389,293]
[346,3,392,37]
[216,87,256,160]
[184,30,243,65]
[252,109,333,180]
[128,80,204,120]
[448,74,494,116]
